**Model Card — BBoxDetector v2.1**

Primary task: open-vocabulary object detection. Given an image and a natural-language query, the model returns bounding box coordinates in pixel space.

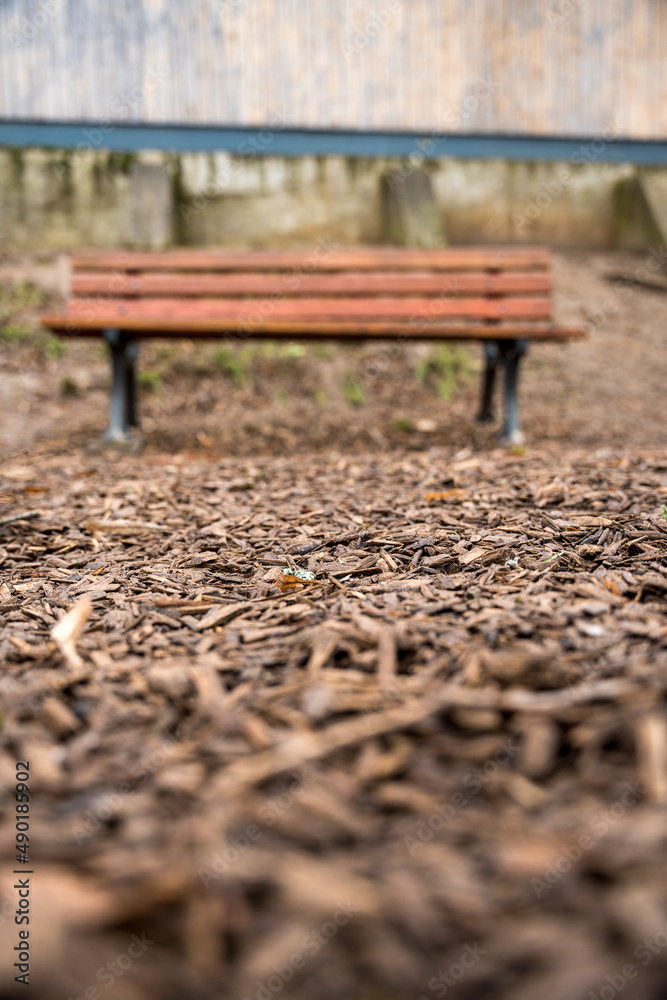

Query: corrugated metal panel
[0,0,666,140]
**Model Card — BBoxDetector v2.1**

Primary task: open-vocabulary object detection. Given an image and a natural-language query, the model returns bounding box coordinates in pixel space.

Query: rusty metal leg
[477,341,500,423]
[103,329,137,442]
[499,338,528,445]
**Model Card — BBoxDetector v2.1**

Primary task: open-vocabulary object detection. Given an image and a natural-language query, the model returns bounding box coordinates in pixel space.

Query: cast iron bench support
[478,338,528,444]
[104,328,138,442]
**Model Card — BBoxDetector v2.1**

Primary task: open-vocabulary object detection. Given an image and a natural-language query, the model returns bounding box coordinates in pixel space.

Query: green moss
[343,373,365,406]
[137,370,162,392]
[213,345,252,383]
[170,155,188,244]
[106,152,137,174]
[9,148,24,177]
[50,152,74,197]
[91,157,106,194]
[259,341,306,362]
[40,334,67,359]
[315,156,327,185]
[346,157,360,180]
[2,324,30,343]
[415,344,474,401]
[10,281,44,310]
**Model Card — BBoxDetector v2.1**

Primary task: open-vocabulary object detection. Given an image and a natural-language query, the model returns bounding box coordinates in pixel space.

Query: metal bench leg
[125,338,139,428]
[499,338,528,445]
[103,329,138,442]
[477,341,500,423]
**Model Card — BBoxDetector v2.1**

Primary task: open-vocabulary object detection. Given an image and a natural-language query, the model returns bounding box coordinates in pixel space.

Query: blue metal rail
[1,121,667,165]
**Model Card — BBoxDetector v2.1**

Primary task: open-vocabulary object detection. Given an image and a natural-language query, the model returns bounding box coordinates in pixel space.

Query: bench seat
[41,246,585,444]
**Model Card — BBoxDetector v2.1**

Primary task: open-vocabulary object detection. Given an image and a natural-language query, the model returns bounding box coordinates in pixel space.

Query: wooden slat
[71,271,552,298]
[69,247,551,273]
[41,313,586,341]
[63,296,553,321]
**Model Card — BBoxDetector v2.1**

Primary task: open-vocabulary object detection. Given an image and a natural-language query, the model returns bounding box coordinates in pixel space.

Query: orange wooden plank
[64,296,553,321]
[70,247,551,272]
[41,313,585,341]
[71,271,552,297]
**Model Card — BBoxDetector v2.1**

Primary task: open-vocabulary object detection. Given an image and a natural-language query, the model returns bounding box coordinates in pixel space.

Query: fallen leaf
[425,489,465,502]
[277,573,308,592]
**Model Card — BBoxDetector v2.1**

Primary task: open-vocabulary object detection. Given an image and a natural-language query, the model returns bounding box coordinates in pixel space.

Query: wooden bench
[40,247,584,445]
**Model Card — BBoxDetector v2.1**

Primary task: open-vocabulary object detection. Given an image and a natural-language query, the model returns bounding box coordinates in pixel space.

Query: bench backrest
[67,248,553,328]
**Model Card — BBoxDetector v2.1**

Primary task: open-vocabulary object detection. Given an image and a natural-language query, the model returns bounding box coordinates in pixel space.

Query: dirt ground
[0,250,666,1000]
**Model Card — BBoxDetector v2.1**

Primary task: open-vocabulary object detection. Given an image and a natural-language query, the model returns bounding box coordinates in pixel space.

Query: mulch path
[1,445,667,1000]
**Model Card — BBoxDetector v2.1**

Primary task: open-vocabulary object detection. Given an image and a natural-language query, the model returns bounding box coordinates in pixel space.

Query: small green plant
[213,346,251,383]
[661,505,667,521]
[12,281,44,310]
[259,341,307,363]
[2,324,30,343]
[0,280,45,332]
[137,370,162,392]
[283,342,306,359]
[343,373,365,406]
[41,334,67,360]
[155,344,177,364]
[415,345,474,401]
[392,417,413,432]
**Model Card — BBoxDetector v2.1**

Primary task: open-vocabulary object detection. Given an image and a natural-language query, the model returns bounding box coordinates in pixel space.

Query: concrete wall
[0,146,660,252]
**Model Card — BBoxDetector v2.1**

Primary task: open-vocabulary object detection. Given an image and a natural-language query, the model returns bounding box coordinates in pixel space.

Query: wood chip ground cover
[0,445,666,1000]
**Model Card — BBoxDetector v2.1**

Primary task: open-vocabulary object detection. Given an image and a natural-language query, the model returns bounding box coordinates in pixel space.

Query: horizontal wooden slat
[70,247,551,273]
[71,271,552,298]
[41,314,586,341]
[63,296,553,322]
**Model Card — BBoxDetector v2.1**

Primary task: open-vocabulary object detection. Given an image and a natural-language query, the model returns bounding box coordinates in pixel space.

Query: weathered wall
[0,147,660,252]
[2,0,666,141]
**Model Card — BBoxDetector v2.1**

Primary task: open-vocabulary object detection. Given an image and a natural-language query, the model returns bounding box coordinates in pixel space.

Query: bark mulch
[1,445,667,1000]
